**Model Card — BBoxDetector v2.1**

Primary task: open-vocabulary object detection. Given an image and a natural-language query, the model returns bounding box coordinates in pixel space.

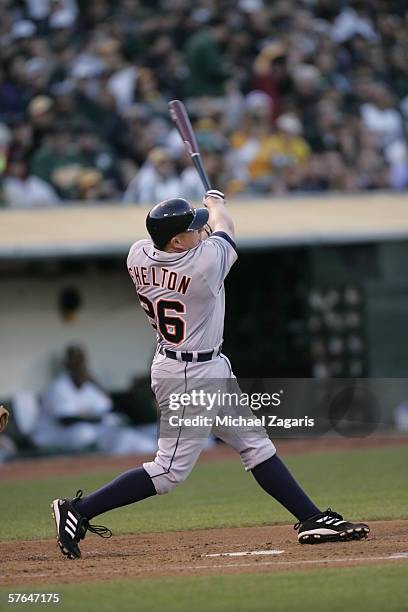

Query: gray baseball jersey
[127,232,238,351]
[127,231,275,496]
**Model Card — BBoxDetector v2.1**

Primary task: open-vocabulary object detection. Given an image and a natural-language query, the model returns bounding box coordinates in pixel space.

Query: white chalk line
[205,549,285,558]
[4,552,408,584]
[190,553,408,572]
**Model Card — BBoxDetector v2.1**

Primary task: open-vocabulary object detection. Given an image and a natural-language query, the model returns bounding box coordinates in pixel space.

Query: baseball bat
[168,100,212,192]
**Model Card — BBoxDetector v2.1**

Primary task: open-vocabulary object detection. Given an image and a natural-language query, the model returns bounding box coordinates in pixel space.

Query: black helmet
[146,198,209,249]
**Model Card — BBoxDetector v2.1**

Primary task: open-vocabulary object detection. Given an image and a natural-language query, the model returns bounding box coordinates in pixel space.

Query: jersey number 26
[137,293,186,344]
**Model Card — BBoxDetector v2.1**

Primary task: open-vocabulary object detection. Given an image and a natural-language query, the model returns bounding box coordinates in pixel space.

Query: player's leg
[214,425,321,522]
[81,362,220,510]
[51,464,156,559]
[216,426,369,543]
[141,358,216,495]
[214,356,369,543]
[51,365,212,558]
[65,432,210,520]
[51,431,212,560]
[72,466,156,520]
[214,355,319,521]
[142,435,210,494]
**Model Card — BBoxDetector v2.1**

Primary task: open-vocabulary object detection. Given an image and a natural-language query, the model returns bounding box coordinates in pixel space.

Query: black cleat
[294,508,370,544]
[51,490,112,560]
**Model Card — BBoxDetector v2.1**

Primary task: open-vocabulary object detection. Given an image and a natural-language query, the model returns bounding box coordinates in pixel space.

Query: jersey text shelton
[129,266,192,295]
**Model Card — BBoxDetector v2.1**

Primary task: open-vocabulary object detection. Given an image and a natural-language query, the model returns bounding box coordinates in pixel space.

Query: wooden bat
[168,100,212,192]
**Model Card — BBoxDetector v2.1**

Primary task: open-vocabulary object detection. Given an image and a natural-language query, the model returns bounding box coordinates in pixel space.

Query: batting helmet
[146,198,209,249]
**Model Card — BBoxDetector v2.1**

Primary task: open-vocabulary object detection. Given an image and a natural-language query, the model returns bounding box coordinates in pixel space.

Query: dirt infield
[1,436,407,587]
[1,434,407,482]
[1,521,408,586]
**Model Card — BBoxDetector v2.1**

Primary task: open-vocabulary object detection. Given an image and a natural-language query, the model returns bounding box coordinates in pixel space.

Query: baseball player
[51,191,369,559]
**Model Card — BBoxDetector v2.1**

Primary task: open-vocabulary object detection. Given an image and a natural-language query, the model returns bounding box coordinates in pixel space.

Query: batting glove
[204,189,225,202]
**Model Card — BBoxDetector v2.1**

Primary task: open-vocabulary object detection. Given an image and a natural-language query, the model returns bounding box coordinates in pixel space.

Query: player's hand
[203,189,225,207]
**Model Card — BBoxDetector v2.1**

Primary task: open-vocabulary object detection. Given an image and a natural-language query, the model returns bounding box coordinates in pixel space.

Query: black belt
[160,345,222,362]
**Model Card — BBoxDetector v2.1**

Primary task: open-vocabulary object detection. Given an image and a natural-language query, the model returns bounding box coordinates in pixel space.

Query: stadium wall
[0,269,155,397]
[1,193,408,398]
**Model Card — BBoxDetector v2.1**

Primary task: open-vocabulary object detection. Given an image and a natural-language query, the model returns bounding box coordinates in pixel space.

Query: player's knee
[151,468,189,495]
[240,438,276,471]
[154,479,176,495]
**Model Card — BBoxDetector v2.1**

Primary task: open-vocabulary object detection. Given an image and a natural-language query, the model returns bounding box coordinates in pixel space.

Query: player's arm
[203,190,235,240]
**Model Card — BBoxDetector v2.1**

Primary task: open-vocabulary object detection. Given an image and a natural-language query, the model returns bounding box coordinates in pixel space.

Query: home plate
[204,550,285,558]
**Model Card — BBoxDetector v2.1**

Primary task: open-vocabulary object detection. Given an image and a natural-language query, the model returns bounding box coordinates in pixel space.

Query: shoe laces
[73,489,83,503]
[72,490,112,539]
[87,522,112,538]
[293,508,343,531]
[323,508,343,521]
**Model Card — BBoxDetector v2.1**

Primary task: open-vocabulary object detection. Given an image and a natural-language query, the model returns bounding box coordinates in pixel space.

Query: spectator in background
[331,2,378,43]
[73,169,106,200]
[360,82,403,148]
[257,113,310,190]
[8,121,34,160]
[229,96,273,193]
[123,147,181,204]
[32,345,156,454]
[289,64,323,144]
[4,153,60,207]
[75,124,122,190]
[0,123,12,176]
[184,16,230,97]
[30,124,82,197]
[27,96,56,150]
[386,141,408,191]
[294,153,330,193]
[0,63,28,123]
[0,123,12,205]
[130,68,165,116]
[251,41,288,122]
[230,111,310,194]
[122,105,160,168]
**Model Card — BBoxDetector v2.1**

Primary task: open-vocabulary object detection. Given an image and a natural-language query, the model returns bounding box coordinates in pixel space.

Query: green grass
[1,565,407,612]
[1,447,407,541]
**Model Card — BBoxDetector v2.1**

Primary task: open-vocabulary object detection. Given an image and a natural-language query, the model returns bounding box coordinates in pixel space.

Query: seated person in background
[4,154,60,208]
[32,345,156,455]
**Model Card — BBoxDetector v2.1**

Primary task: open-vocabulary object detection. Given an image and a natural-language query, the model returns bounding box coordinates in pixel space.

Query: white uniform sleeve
[197,232,238,294]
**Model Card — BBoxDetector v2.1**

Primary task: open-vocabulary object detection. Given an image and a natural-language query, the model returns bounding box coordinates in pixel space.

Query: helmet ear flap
[153,238,169,251]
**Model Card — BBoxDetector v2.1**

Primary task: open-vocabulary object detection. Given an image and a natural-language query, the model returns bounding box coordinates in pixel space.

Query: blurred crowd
[0,0,407,207]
